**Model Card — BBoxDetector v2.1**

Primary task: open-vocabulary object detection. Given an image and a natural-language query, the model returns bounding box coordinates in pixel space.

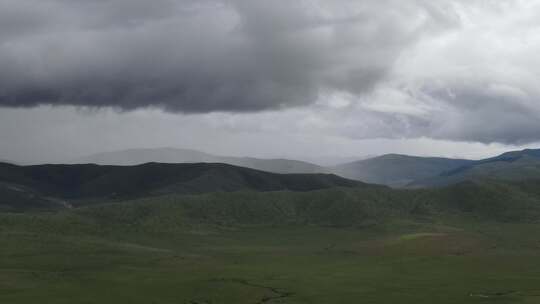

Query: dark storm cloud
[3,0,538,146]
[0,0,454,112]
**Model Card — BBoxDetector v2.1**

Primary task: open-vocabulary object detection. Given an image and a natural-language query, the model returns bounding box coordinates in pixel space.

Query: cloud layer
[0,0,453,111]
[0,0,539,144]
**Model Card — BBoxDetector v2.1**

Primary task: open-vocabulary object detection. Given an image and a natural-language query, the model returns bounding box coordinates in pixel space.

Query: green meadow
[2,189,540,304]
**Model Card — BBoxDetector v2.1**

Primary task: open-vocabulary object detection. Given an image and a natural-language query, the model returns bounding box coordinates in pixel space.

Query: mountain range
[331,154,473,187]
[70,147,540,188]
[4,160,540,224]
[72,148,326,174]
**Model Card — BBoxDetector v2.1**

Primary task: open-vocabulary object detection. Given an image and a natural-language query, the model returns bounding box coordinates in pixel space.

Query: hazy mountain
[71,148,540,188]
[73,148,326,174]
[0,162,362,211]
[332,154,472,187]
[412,148,540,187]
[302,155,376,167]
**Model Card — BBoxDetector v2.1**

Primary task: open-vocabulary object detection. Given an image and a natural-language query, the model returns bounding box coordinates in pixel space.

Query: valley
[2,2,538,302]
[2,151,540,303]
[1,171,540,303]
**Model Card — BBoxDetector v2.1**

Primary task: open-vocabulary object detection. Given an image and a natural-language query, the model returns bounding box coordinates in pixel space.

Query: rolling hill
[0,182,67,212]
[331,148,540,188]
[0,162,362,211]
[98,178,540,226]
[3,154,540,303]
[412,148,540,187]
[4,181,540,304]
[332,154,472,187]
[4,160,540,223]
[73,147,326,174]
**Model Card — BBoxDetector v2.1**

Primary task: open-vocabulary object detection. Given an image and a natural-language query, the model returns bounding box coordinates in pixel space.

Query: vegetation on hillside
[2,159,540,303]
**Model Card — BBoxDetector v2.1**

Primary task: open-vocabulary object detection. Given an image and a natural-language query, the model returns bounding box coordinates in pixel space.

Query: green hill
[105,178,540,225]
[3,163,540,303]
[0,182,67,212]
[0,162,361,211]
[4,159,540,223]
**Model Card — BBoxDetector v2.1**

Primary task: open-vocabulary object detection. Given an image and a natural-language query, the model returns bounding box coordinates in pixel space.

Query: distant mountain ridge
[332,154,473,187]
[412,148,540,187]
[331,148,540,188]
[45,147,540,188]
[73,148,326,175]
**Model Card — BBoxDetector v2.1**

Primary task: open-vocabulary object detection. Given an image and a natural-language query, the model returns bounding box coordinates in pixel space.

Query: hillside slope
[0,182,67,212]
[4,185,540,304]
[15,178,540,225]
[4,158,540,224]
[412,149,540,187]
[0,162,362,211]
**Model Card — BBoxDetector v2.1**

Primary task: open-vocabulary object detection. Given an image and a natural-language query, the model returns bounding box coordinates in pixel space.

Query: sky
[0,0,539,164]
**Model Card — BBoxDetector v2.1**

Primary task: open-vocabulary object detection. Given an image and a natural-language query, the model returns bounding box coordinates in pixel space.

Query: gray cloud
[1,0,539,146]
[0,106,522,164]
[0,0,454,112]
[424,85,540,145]
[319,82,540,145]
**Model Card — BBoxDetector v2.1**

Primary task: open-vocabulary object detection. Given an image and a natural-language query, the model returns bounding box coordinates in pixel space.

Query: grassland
[2,188,540,303]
